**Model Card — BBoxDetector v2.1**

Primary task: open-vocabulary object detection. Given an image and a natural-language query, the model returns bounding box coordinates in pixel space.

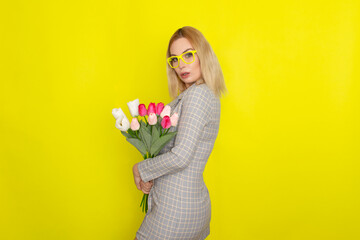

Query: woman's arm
[137,85,213,182]
[132,163,153,194]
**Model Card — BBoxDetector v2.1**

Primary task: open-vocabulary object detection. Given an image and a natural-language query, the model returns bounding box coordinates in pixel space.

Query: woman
[133,26,227,240]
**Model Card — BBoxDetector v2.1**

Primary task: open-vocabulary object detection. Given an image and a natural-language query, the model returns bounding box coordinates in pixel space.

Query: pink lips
[181,72,190,78]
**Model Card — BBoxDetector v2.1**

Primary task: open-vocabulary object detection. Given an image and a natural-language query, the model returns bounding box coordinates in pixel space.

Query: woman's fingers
[140,180,149,194]
[140,180,154,194]
[133,163,154,193]
[144,180,153,190]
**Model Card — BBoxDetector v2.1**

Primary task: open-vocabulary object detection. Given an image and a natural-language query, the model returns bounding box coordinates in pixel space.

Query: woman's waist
[151,183,210,203]
[155,172,205,185]
[154,177,208,195]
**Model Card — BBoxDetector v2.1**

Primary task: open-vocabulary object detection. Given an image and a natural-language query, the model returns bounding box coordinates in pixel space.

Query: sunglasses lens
[182,51,194,64]
[169,57,178,68]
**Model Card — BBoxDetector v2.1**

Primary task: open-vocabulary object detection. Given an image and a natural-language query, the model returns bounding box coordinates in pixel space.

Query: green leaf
[140,120,146,127]
[145,125,152,134]
[127,129,137,138]
[121,131,132,138]
[139,125,152,152]
[151,125,160,146]
[150,131,177,156]
[140,121,151,134]
[126,138,147,156]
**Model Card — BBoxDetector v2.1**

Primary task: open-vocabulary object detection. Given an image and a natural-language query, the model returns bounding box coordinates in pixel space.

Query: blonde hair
[166,26,227,99]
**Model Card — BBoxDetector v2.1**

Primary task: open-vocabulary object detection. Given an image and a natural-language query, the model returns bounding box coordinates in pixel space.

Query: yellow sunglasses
[167,50,197,68]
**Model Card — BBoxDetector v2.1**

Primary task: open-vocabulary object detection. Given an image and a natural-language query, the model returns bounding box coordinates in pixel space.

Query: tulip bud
[170,112,179,127]
[112,107,125,120]
[127,99,139,117]
[115,115,130,131]
[161,115,171,129]
[156,102,164,115]
[148,102,156,115]
[160,105,171,118]
[130,117,140,131]
[138,104,147,116]
[148,113,157,125]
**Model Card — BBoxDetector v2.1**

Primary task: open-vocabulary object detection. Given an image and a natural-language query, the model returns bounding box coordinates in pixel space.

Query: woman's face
[169,38,202,88]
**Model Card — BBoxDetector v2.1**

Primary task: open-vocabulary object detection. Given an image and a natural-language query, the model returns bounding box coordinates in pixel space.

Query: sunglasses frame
[167,50,197,68]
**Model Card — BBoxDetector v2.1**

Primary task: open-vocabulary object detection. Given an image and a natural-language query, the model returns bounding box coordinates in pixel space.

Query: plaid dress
[136,82,221,239]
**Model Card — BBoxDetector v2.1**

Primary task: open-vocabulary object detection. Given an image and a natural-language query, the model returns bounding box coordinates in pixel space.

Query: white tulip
[127,99,140,117]
[115,114,130,131]
[112,107,125,120]
[112,107,130,131]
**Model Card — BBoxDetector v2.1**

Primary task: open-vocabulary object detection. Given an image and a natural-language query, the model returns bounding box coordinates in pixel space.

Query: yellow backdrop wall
[1,0,359,239]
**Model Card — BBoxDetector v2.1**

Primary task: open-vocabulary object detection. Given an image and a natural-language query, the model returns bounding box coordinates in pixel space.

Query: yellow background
[1,0,359,239]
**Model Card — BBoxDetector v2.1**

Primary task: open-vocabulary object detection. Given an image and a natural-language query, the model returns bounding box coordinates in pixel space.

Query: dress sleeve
[137,86,213,182]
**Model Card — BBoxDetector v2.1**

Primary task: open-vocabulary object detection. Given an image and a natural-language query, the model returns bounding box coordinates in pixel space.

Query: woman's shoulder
[181,83,220,120]
[186,83,218,102]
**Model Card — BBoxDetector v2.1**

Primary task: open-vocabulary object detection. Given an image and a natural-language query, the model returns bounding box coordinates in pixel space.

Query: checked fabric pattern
[136,82,221,240]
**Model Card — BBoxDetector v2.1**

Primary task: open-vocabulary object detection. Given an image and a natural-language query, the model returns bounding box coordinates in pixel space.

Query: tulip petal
[115,114,130,131]
[127,99,140,117]
[160,105,171,118]
[130,117,140,131]
[170,112,179,127]
[112,107,125,120]
[148,112,157,125]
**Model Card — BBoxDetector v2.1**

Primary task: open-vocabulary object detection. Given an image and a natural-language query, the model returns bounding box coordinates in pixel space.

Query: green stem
[140,193,145,207]
[135,130,141,140]
[140,193,149,213]
[145,194,148,213]
[140,152,150,213]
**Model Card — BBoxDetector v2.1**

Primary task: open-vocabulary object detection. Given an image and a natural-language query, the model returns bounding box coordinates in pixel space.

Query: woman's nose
[179,58,186,68]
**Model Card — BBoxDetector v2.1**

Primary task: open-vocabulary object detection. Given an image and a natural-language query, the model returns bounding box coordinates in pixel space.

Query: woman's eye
[184,53,192,58]
[172,58,178,62]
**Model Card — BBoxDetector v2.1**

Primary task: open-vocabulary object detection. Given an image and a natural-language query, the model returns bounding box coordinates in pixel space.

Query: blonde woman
[133,26,227,240]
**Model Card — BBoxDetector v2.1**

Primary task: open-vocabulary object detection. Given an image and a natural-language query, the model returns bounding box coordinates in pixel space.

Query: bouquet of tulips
[112,99,179,213]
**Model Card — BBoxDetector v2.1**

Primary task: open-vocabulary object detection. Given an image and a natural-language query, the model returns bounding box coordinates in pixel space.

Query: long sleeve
[137,85,213,182]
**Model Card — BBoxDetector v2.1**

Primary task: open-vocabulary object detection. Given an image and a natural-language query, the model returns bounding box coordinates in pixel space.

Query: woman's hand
[140,179,153,194]
[133,163,154,194]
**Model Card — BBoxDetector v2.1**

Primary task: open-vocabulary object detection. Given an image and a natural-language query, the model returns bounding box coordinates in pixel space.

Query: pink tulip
[130,117,140,131]
[138,104,147,116]
[161,115,171,129]
[160,105,171,118]
[148,102,156,114]
[148,113,157,125]
[156,102,164,115]
[170,112,179,127]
